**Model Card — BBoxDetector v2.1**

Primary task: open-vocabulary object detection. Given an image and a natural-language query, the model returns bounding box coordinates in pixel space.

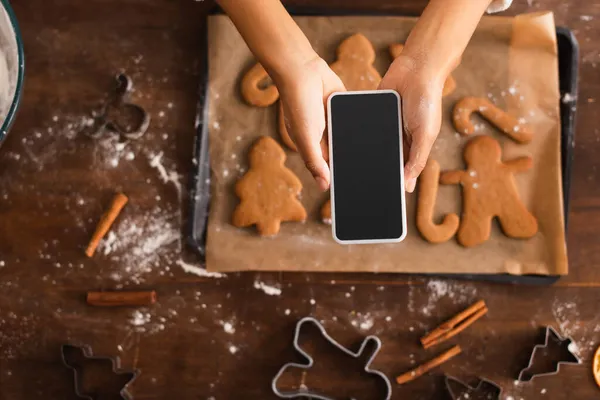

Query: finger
[403,95,442,193]
[322,71,346,164]
[378,56,415,92]
[283,99,330,191]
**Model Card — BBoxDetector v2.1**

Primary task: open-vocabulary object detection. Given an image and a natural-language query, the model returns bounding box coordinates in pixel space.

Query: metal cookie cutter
[61,343,139,399]
[517,326,581,382]
[86,73,150,140]
[445,375,502,400]
[271,317,392,400]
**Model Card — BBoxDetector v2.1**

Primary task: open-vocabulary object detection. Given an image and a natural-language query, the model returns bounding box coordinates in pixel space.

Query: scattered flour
[219,320,235,334]
[350,312,374,331]
[562,92,576,103]
[420,279,477,316]
[177,259,226,279]
[228,345,238,354]
[550,298,595,359]
[98,208,180,284]
[0,48,15,122]
[253,281,282,296]
[148,151,182,198]
[552,299,579,339]
[130,310,152,327]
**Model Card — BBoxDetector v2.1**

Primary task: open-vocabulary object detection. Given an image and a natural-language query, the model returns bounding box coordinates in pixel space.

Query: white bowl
[0,0,24,145]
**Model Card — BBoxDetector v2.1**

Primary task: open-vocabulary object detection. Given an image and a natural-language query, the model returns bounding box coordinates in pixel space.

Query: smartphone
[327,90,407,244]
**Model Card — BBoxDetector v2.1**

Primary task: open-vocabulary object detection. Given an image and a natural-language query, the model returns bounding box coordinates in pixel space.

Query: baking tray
[188,8,578,284]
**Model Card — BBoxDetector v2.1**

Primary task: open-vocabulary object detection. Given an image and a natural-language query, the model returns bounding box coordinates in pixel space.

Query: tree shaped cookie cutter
[61,343,139,400]
[445,375,502,400]
[517,326,581,382]
[271,317,392,400]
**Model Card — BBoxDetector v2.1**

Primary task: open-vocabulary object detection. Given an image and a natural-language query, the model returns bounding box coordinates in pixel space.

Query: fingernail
[406,178,416,193]
[316,177,329,191]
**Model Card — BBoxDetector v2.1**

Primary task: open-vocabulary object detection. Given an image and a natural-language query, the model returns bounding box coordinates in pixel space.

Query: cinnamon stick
[423,307,488,349]
[85,193,128,257]
[396,345,462,385]
[87,290,157,307]
[421,300,487,348]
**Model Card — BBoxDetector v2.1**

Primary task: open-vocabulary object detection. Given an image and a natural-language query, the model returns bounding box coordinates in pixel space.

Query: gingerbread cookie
[440,135,538,247]
[241,63,279,107]
[389,43,456,97]
[321,199,332,225]
[278,34,381,151]
[330,33,382,91]
[232,136,306,236]
[417,159,459,243]
[453,97,533,143]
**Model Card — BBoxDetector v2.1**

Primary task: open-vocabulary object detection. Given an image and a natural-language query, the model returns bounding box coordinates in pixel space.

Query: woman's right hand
[275,55,346,191]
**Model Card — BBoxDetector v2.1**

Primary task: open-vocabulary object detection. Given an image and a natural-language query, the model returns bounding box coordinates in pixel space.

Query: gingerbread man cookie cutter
[272,317,392,400]
[85,74,150,140]
[61,343,139,400]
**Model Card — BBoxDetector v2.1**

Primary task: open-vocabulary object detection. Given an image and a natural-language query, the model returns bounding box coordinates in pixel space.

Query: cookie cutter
[61,343,139,400]
[271,317,392,400]
[445,375,502,400]
[85,73,150,140]
[517,326,581,382]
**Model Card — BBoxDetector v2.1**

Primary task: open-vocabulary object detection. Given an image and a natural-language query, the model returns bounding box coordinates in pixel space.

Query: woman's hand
[378,54,445,193]
[378,0,493,193]
[276,56,346,191]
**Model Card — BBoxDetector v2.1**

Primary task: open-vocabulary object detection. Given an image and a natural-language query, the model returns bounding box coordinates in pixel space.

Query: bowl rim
[0,0,24,142]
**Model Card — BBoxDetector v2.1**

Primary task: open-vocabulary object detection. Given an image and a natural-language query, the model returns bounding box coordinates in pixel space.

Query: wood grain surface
[0,0,598,399]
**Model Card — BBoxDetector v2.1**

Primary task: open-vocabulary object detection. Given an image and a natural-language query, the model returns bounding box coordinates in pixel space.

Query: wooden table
[0,1,598,399]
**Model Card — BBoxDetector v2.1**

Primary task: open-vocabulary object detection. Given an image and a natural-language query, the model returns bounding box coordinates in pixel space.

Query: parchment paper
[205,12,568,275]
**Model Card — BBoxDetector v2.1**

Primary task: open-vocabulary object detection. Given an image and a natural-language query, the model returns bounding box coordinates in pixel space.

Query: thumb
[402,89,442,193]
[282,100,330,191]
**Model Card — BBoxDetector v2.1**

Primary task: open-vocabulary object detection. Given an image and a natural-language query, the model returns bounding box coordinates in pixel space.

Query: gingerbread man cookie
[279,33,381,151]
[389,44,457,97]
[330,33,382,91]
[453,97,533,143]
[241,63,279,107]
[417,159,459,243]
[232,136,307,236]
[440,135,538,247]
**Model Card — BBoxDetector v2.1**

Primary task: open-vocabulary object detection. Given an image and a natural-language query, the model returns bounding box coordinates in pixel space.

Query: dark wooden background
[0,0,599,399]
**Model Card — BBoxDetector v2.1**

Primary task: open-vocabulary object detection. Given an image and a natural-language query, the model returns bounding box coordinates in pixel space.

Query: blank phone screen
[329,92,404,242]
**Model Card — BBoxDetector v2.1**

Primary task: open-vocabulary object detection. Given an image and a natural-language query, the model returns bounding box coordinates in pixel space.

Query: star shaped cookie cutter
[517,326,581,382]
[271,317,392,400]
[61,343,139,400]
[445,375,502,400]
